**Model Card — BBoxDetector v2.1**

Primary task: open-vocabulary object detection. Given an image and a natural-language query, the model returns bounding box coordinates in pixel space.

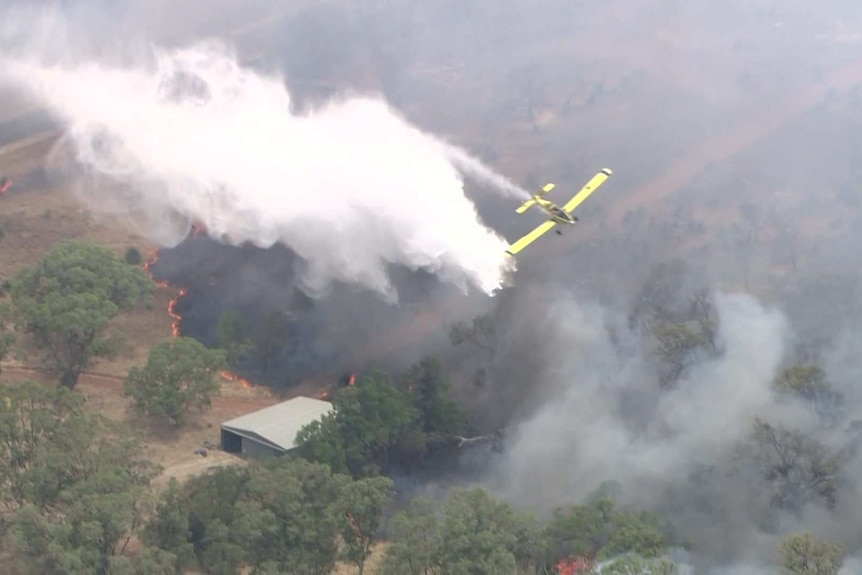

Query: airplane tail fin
[516,183,555,214]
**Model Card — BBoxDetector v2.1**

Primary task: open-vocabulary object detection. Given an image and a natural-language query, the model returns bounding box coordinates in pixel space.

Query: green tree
[402,357,467,450]
[298,360,469,477]
[449,314,495,353]
[775,365,829,397]
[749,419,841,511]
[449,314,496,389]
[216,309,253,374]
[774,365,842,424]
[544,499,616,562]
[650,320,712,386]
[780,532,845,575]
[144,458,364,575]
[297,374,419,477]
[175,466,249,574]
[543,499,670,567]
[339,475,394,575]
[0,301,14,370]
[380,498,442,575]
[11,416,159,575]
[0,380,83,509]
[600,511,669,560]
[11,240,153,388]
[140,478,196,571]
[106,548,180,575]
[144,466,248,574]
[124,337,225,425]
[600,554,678,574]
[235,458,347,575]
[438,488,539,575]
[630,266,720,388]
[123,246,142,266]
[295,414,349,474]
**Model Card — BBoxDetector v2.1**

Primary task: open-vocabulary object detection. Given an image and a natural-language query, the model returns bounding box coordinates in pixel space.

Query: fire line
[142,246,262,393]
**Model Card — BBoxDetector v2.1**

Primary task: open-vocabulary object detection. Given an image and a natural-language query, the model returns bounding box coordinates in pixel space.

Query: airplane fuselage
[535,198,576,225]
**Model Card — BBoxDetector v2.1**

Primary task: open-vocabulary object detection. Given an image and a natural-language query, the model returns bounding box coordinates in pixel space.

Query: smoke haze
[6,0,862,572]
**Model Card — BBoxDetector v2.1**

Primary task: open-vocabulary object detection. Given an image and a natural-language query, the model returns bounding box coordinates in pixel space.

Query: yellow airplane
[505,168,613,256]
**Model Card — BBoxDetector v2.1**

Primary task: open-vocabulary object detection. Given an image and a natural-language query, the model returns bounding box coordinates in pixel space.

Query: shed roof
[221,396,334,452]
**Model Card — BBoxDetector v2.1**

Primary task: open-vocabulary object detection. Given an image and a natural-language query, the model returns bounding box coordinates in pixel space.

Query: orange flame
[220,369,273,398]
[221,370,252,389]
[555,556,593,575]
[142,245,268,395]
[142,249,170,288]
[142,247,187,337]
[167,287,187,337]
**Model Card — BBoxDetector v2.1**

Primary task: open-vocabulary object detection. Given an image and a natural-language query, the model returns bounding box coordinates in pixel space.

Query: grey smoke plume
[487,290,790,511]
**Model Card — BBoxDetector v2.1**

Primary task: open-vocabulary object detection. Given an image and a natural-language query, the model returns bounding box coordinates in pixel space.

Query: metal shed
[220,396,334,458]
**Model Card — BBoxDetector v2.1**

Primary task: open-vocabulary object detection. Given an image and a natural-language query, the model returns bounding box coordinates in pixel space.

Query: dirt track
[545,60,862,257]
[0,366,275,411]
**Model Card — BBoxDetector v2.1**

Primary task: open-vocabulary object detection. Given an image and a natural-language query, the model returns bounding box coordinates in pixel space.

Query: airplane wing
[562,168,613,214]
[506,220,557,256]
[515,183,556,214]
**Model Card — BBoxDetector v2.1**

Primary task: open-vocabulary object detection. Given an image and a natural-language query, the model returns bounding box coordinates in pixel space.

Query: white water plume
[3,39,528,300]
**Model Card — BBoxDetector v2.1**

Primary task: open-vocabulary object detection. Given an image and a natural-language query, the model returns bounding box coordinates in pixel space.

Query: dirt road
[1,366,275,411]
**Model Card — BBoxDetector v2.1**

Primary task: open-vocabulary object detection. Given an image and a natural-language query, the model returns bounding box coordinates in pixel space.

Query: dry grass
[0,129,289,490]
[0,134,152,279]
[0,367,274,486]
[333,543,390,575]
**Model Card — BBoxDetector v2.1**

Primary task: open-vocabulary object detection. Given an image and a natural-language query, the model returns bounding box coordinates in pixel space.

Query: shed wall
[221,428,242,453]
[242,436,284,459]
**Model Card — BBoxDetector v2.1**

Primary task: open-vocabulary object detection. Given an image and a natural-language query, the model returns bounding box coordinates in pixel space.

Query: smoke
[2,31,528,301]
[840,557,862,575]
[486,290,790,509]
[472,281,861,569]
[8,1,862,571]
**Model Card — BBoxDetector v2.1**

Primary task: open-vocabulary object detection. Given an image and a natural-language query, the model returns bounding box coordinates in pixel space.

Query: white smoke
[839,556,862,574]
[487,291,791,510]
[2,38,529,300]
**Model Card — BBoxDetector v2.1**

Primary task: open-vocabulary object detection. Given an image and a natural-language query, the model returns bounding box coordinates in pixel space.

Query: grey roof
[221,396,334,452]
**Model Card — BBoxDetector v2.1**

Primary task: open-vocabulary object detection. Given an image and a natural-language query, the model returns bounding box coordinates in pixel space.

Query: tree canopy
[0,301,14,372]
[10,240,154,388]
[296,358,467,478]
[381,489,676,575]
[124,336,225,426]
[0,380,159,575]
[380,488,540,575]
[780,532,845,575]
[143,457,392,575]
